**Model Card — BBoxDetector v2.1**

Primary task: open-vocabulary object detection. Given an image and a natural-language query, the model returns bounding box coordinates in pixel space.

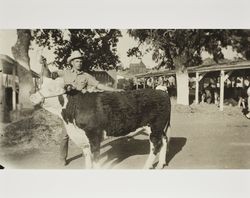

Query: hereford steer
[30,77,171,169]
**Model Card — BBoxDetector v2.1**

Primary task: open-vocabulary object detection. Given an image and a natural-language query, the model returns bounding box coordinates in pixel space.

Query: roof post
[0,67,5,123]
[152,77,155,89]
[135,78,139,90]
[195,72,199,104]
[12,66,17,110]
[220,70,225,111]
[0,69,3,106]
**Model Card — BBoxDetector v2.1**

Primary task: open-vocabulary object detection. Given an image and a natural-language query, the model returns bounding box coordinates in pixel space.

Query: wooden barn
[0,54,40,122]
[90,69,117,88]
[129,61,147,75]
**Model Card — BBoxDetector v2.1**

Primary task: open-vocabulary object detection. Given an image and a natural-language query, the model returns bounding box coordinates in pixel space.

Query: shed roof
[188,60,250,73]
[136,60,250,78]
[129,61,146,69]
[0,54,40,78]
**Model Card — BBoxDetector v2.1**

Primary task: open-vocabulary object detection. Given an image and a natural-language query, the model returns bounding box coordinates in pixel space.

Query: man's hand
[64,84,76,92]
[113,88,124,92]
[51,72,59,80]
[97,84,124,92]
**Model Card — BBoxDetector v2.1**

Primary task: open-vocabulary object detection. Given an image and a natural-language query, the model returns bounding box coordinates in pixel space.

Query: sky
[0,29,242,73]
[117,29,158,68]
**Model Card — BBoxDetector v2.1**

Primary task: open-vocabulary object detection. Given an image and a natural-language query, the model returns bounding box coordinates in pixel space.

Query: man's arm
[84,73,123,92]
[96,83,123,92]
[42,66,51,78]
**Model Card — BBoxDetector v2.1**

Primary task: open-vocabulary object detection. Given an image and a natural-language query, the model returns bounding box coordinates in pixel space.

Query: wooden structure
[129,61,147,75]
[0,54,40,112]
[135,61,250,111]
[135,69,176,89]
[188,61,250,111]
[91,69,117,88]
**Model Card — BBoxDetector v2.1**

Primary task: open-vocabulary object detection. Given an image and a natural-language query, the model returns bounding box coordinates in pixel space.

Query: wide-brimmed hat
[67,50,84,64]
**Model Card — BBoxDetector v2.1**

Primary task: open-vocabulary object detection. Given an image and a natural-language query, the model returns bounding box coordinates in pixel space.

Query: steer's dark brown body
[61,89,171,161]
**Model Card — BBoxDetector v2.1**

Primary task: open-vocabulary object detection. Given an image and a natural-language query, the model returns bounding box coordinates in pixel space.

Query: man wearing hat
[55,50,118,93]
[50,50,121,165]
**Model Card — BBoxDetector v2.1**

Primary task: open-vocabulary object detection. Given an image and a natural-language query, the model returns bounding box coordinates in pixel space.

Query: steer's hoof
[93,162,101,169]
[60,158,68,166]
[156,163,166,169]
[143,165,154,169]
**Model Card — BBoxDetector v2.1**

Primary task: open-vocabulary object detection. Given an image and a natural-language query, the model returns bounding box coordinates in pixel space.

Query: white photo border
[1,0,250,198]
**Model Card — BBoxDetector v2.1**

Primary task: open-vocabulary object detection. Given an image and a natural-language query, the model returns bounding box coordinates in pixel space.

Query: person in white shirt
[155,78,168,92]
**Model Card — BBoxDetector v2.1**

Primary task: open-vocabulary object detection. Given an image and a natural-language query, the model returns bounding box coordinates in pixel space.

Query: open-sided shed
[188,61,250,110]
[135,61,250,111]
[135,69,176,89]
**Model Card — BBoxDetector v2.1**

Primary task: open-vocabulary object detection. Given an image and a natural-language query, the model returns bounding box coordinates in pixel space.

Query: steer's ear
[64,84,73,92]
[64,84,79,96]
[64,84,76,93]
[51,72,59,80]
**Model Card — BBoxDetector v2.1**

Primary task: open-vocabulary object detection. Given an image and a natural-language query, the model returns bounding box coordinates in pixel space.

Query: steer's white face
[30,77,68,118]
[30,77,65,105]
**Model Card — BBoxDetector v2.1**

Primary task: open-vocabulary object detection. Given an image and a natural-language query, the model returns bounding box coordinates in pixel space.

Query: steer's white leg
[157,125,171,169]
[144,127,157,169]
[93,161,101,169]
[157,136,167,169]
[83,145,92,169]
[62,120,93,168]
[144,140,157,169]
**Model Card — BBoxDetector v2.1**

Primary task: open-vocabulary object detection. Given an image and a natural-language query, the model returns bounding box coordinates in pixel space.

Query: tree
[127,29,250,105]
[11,29,34,109]
[32,29,122,71]
[10,29,122,110]
[228,30,250,60]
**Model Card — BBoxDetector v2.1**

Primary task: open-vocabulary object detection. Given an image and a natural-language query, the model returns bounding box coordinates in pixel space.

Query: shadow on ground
[98,136,187,169]
[166,137,187,166]
[63,134,187,169]
[100,137,149,168]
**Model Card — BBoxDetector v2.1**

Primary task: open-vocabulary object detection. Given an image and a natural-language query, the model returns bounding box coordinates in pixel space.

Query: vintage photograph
[0,29,250,169]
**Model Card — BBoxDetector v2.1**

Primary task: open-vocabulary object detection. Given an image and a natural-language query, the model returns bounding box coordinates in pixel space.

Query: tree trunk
[176,69,189,105]
[174,56,189,105]
[11,29,34,109]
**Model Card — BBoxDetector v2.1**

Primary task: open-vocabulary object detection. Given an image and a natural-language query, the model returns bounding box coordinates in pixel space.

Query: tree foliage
[127,29,250,70]
[32,29,122,71]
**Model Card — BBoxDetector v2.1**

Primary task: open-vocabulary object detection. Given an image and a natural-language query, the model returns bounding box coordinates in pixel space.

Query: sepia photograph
[0,29,250,169]
[1,1,250,198]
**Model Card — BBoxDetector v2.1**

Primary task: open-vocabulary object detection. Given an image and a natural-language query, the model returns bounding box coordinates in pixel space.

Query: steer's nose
[29,93,42,105]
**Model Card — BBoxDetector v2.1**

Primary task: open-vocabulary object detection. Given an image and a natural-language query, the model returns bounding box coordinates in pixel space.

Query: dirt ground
[1,99,250,169]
